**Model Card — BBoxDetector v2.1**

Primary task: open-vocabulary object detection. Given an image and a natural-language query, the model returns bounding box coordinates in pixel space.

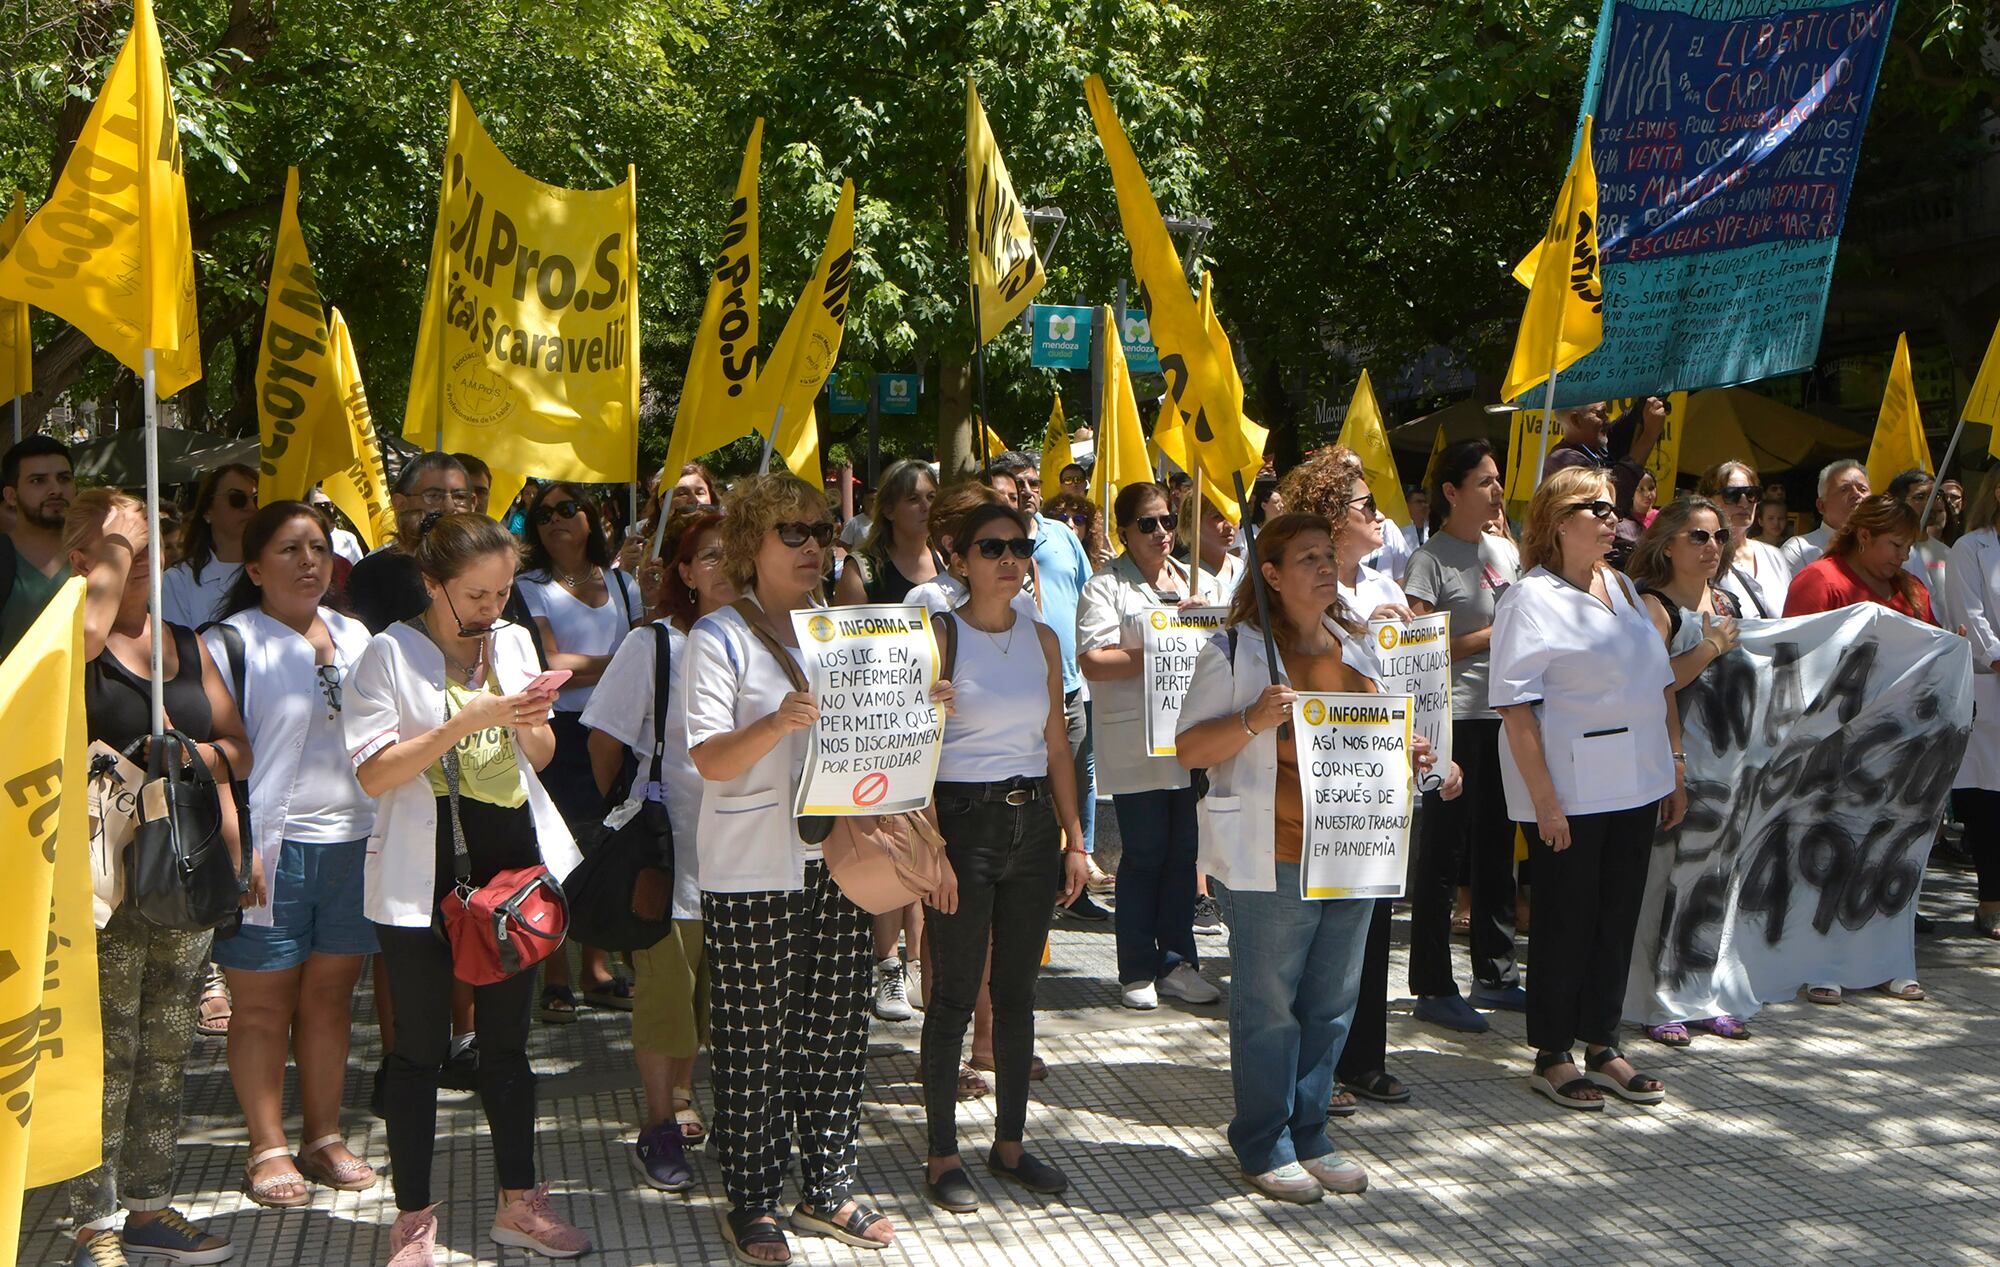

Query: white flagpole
[758,405,783,475]
[142,348,166,736]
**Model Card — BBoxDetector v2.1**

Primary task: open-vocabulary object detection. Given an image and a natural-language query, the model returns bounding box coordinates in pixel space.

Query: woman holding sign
[1176,512,1445,1204]
[1488,467,1686,1112]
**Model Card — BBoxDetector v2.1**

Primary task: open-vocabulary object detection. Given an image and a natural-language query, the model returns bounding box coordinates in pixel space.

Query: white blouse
[518,570,641,712]
[1720,538,1790,619]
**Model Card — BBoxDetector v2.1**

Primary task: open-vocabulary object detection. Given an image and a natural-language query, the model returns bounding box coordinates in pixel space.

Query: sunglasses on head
[970,537,1034,560]
[1716,485,1760,504]
[532,499,583,526]
[1566,499,1617,521]
[1130,513,1178,535]
[1684,527,1732,546]
[221,488,256,511]
[774,520,835,548]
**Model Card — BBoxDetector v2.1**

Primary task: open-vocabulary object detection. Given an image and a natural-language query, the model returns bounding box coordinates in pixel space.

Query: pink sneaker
[491,1186,592,1259]
[386,1205,438,1267]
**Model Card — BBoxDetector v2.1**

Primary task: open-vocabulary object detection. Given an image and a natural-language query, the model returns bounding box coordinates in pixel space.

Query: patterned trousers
[67,905,211,1228]
[701,861,871,1215]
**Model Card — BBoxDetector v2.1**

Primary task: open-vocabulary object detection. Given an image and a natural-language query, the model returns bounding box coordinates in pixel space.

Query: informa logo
[1378,626,1400,651]
[1302,698,1328,726]
[807,614,837,643]
[1149,611,1170,631]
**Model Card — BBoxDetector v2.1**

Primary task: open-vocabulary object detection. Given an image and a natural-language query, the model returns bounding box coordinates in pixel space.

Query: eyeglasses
[1053,512,1088,527]
[970,537,1035,560]
[1566,500,1617,521]
[1347,495,1378,517]
[1683,527,1732,546]
[221,488,257,511]
[1130,513,1179,535]
[774,521,836,548]
[531,499,583,526]
[1716,486,1760,504]
[416,488,474,509]
[315,664,343,719]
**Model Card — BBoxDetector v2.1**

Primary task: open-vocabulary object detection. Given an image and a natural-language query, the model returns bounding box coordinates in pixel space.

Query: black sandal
[1585,1045,1666,1104]
[722,1209,792,1265]
[538,984,579,1025]
[1529,1049,1603,1111]
[1341,1070,1413,1104]
[790,1197,890,1250]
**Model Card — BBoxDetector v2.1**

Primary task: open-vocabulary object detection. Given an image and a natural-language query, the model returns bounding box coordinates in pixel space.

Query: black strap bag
[129,730,250,931]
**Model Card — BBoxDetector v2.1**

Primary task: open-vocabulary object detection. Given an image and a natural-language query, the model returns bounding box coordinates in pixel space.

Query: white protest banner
[1141,605,1228,756]
[791,604,944,816]
[1625,607,1970,1027]
[1292,692,1415,900]
[1368,612,1453,779]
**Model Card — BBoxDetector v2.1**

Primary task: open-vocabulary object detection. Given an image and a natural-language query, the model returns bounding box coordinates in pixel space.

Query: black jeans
[1523,802,1658,1053]
[922,780,1061,1159]
[1410,719,1519,996]
[1335,898,1391,1081]
[1954,787,2000,901]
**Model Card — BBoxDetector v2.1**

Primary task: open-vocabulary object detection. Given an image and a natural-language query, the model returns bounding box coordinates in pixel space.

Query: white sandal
[1878,978,1926,1001]
[298,1133,378,1191]
[243,1146,311,1208]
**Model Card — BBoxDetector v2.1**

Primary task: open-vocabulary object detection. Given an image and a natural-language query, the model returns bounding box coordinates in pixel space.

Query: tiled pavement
[21,852,2000,1266]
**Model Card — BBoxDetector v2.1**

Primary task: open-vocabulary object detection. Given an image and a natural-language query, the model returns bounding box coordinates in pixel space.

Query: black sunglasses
[970,537,1035,560]
[1130,513,1179,535]
[1053,511,1088,526]
[315,664,343,719]
[1347,494,1378,517]
[1684,527,1732,546]
[221,488,257,511]
[774,521,836,548]
[1716,486,1760,504]
[1567,499,1617,521]
[532,499,583,526]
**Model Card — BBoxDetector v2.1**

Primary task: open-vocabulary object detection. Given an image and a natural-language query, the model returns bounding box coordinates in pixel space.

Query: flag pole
[758,405,782,474]
[1918,417,1965,532]
[142,348,166,736]
[1190,465,1203,600]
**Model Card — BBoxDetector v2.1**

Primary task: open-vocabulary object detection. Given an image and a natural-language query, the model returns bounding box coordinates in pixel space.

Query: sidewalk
[21,861,2000,1266]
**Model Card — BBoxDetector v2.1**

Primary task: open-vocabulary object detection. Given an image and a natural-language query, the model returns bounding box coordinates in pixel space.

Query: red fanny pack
[435,716,568,985]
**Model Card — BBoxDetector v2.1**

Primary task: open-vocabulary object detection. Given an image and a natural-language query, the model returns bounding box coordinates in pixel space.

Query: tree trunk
[936,357,974,478]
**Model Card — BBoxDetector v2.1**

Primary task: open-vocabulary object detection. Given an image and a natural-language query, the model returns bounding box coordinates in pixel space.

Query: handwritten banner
[791,604,945,816]
[1292,692,1415,900]
[1549,0,1899,404]
[1142,605,1229,756]
[1368,612,1454,776]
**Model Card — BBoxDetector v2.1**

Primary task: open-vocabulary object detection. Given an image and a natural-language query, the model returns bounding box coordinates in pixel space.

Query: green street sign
[829,377,868,415]
[1121,309,1161,374]
[1029,304,1094,370]
[878,373,921,415]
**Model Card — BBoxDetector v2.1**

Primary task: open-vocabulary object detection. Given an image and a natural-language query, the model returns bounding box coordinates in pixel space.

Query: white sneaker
[1301,1155,1369,1194]
[1247,1161,1323,1204]
[1120,980,1159,1010]
[872,957,913,1021]
[1157,963,1221,1004]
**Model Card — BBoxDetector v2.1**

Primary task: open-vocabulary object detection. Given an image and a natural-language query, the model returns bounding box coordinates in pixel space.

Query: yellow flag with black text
[0,0,199,396]
[1039,396,1072,492]
[1502,116,1602,404]
[257,168,345,501]
[1153,395,1188,475]
[1091,305,1151,552]
[1334,369,1410,527]
[754,179,856,484]
[967,79,1045,343]
[1964,321,2000,457]
[0,579,103,1264]
[1866,333,1931,491]
[0,191,29,403]
[406,83,639,483]
[664,120,762,476]
[318,308,395,550]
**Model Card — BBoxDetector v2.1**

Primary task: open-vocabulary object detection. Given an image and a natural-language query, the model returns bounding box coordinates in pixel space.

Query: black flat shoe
[986,1148,1068,1195]
[925,1167,980,1213]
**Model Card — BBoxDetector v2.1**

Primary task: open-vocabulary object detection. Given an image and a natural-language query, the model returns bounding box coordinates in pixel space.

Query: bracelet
[1671,752,1687,763]
[1240,706,1259,737]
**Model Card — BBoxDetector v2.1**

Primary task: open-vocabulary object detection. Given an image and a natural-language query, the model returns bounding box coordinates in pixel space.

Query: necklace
[555,563,600,589]
[411,617,484,684]
[960,610,1017,655]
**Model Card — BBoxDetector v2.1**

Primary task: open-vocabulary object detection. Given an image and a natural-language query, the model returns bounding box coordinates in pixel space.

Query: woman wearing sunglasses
[162,463,259,627]
[1489,467,1686,1111]
[684,473,910,1264]
[1042,491,1111,571]
[202,502,380,1208]
[516,483,642,1020]
[1078,481,1229,1010]
[1695,462,1790,619]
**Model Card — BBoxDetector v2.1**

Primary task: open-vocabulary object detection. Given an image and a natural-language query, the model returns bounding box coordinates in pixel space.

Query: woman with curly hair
[1042,491,1111,571]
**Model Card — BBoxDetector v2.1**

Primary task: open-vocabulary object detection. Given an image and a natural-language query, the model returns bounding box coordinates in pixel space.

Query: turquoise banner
[1030,304,1094,370]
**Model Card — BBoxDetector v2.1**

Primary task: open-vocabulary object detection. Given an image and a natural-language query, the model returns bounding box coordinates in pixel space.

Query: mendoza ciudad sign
[791,604,945,816]
[1030,304,1094,370]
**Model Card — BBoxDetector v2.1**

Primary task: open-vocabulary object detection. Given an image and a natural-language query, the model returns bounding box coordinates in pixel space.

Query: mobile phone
[525,669,573,695]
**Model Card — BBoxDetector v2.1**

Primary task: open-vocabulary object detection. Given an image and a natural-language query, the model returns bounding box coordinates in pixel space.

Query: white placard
[1367,611,1453,782]
[791,604,944,816]
[1292,691,1415,900]
[1141,604,1229,756]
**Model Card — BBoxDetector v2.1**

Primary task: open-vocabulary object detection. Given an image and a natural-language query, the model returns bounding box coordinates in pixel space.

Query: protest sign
[791,604,945,816]
[1625,606,1969,1026]
[1368,612,1453,778]
[1291,692,1415,900]
[1141,605,1228,756]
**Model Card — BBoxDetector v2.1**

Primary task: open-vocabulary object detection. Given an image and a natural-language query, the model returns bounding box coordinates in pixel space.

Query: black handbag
[129,730,250,931]
[563,625,676,950]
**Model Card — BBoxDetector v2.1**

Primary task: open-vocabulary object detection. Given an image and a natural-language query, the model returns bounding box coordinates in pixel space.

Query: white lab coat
[1948,528,2000,790]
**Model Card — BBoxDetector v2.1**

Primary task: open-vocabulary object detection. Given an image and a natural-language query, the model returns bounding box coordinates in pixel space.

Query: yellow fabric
[1865,333,1931,491]
[1335,369,1410,526]
[427,678,528,807]
[1502,406,1550,523]
[1039,396,1072,492]
[317,307,396,549]
[257,167,346,501]
[0,191,29,402]
[663,120,762,476]
[1607,391,1689,486]
[483,464,529,524]
[1086,77,1266,505]
[406,83,640,484]
[0,0,200,397]
[966,78,1046,343]
[975,419,1008,464]
[1090,304,1152,554]
[1501,116,1602,404]
[0,579,103,1240]
[1965,321,2000,456]
[1420,421,1448,495]
[752,179,855,483]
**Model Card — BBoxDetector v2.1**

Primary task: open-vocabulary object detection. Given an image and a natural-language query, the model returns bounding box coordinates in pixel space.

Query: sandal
[721,1209,791,1265]
[1692,1015,1750,1040]
[1645,1022,1691,1047]
[195,986,231,1038]
[583,975,636,1011]
[1976,910,2000,940]
[539,984,580,1025]
[1804,984,1843,1006]
[1341,1070,1412,1104]
[1584,1045,1665,1105]
[790,1197,891,1250]
[672,1089,707,1148]
[1877,978,1925,1001]
[297,1134,377,1191]
[956,1063,990,1100]
[1327,1089,1360,1118]
[242,1146,310,1208]
[1529,1050,1603,1112]
[969,1055,1049,1082]
[1450,912,1471,938]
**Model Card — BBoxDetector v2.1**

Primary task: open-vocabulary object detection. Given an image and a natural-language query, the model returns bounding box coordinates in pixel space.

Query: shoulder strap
[648,624,670,785]
[614,569,634,627]
[729,598,811,692]
[1637,586,1683,642]
[200,620,247,707]
[1729,566,1771,618]
[933,611,958,682]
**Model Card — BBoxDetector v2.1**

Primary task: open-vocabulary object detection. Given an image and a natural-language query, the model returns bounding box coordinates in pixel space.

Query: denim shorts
[212,837,378,972]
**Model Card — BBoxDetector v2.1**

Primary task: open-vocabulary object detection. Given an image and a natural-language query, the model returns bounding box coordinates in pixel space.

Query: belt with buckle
[936,777,1046,806]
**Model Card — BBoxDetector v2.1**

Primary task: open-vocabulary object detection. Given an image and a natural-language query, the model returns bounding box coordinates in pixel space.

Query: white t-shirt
[1487,567,1677,821]
[285,683,375,843]
[1778,523,1834,577]
[1337,563,1405,625]
[839,514,871,549]
[161,559,241,628]
[1720,538,1790,620]
[329,528,365,567]
[936,613,1051,783]
[1361,514,1413,580]
[518,570,641,712]
[579,622,702,921]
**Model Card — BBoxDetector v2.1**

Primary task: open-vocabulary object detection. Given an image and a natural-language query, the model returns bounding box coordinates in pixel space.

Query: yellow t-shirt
[426,678,528,808]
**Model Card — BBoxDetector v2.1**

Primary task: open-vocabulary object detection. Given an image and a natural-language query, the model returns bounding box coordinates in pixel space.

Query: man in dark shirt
[345,452,470,633]
[1541,395,1666,567]
[0,436,76,659]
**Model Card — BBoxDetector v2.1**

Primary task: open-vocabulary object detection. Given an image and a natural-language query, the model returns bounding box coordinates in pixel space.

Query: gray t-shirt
[1401,530,1522,720]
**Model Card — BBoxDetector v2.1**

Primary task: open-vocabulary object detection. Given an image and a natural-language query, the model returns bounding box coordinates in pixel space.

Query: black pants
[1410,719,1518,996]
[922,782,1061,1158]
[1335,898,1391,1081]
[1523,802,1658,1053]
[1954,787,2000,901]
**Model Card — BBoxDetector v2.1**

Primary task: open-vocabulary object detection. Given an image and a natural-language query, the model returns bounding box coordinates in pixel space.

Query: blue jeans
[1111,786,1199,985]
[1216,866,1372,1174]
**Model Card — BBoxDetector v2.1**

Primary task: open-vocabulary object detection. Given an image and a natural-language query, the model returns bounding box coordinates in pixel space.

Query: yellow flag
[1334,369,1410,527]
[1085,76,1266,502]
[664,120,762,476]
[0,0,199,396]
[1964,321,2000,457]
[0,191,29,403]
[1501,116,1602,404]
[1039,396,1072,491]
[1153,395,1188,473]
[406,83,640,483]
[484,466,529,524]
[317,308,395,550]
[1502,406,1552,522]
[976,420,1009,464]
[0,580,103,1244]
[967,79,1045,343]
[1866,333,1931,491]
[1090,305,1151,553]
[1420,423,1448,496]
[256,168,345,501]
[753,179,856,483]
